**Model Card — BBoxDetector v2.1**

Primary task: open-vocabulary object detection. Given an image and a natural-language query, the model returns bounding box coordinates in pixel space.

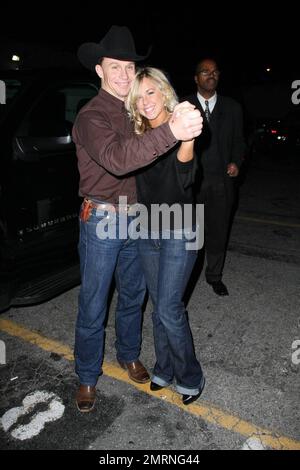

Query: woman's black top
[135,143,197,231]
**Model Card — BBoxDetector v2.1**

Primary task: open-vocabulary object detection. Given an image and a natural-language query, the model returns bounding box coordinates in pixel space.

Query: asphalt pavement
[0,150,299,452]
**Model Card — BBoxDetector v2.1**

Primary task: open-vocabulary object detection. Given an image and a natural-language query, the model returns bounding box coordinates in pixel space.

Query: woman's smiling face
[135,77,168,128]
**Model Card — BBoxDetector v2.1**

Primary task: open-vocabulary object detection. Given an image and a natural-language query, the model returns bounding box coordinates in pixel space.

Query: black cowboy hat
[77,25,150,71]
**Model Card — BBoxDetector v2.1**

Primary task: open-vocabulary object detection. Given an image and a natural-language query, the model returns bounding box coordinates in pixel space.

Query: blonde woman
[126,68,205,405]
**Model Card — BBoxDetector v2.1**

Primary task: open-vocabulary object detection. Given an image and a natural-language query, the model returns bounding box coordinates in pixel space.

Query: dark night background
[1,2,300,88]
[1,4,300,449]
[1,1,300,128]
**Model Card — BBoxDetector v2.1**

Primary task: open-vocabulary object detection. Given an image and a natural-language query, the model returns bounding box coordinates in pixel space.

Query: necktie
[204,100,211,122]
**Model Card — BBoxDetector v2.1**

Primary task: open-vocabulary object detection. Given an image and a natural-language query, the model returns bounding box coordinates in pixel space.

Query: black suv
[0,69,99,311]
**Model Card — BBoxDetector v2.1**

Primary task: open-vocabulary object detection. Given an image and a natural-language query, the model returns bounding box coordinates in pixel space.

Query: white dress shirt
[197,92,217,114]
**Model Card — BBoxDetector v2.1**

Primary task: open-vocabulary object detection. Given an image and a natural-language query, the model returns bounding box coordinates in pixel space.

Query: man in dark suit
[186,58,245,296]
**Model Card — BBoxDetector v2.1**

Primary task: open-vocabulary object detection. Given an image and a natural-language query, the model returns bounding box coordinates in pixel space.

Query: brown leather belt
[80,198,138,222]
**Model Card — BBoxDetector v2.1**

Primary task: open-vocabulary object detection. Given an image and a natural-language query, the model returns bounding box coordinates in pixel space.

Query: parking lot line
[0,318,73,361]
[236,215,300,229]
[1,318,300,450]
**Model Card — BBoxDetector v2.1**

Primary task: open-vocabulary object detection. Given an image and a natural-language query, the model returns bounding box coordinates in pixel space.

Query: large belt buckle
[118,203,130,214]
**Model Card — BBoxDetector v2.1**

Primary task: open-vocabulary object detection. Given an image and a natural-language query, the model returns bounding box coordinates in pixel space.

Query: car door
[7,78,98,285]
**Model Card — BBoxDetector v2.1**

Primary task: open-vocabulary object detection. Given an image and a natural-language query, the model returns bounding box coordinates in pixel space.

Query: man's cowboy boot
[118,360,150,384]
[75,385,96,413]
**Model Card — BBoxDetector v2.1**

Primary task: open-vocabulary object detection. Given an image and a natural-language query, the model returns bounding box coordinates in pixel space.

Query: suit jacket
[184,93,246,205]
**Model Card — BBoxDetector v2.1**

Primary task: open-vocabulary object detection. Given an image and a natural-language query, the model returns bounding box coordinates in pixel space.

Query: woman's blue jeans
[138,228,204,395]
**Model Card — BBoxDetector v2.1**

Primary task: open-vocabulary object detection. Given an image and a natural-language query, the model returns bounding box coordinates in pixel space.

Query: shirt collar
[98,88,125,110]
[197,92,217,110]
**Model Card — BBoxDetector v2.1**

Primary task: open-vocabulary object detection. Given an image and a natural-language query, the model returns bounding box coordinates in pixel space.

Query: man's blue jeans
[75,206,146,386]
[138,229,204,395]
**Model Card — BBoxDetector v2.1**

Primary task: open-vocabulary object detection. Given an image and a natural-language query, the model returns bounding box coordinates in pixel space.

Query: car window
[61,84,98,123]
[16,82,98,138]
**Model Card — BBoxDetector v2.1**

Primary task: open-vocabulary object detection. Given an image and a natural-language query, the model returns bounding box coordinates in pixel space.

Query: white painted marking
[0,390,65,440]
[0,80,6,104]
[0,340,6,364]
[242,437,266,450]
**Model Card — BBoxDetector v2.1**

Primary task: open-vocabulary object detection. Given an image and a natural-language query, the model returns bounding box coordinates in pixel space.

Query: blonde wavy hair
[126,67,178,135]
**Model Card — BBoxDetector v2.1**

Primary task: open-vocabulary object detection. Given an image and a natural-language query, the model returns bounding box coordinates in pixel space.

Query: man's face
[96,58,136,101]
[194,60,220,95]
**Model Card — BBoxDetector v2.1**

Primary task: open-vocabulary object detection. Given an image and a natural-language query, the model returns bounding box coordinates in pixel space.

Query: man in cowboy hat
[72,25,203,412]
